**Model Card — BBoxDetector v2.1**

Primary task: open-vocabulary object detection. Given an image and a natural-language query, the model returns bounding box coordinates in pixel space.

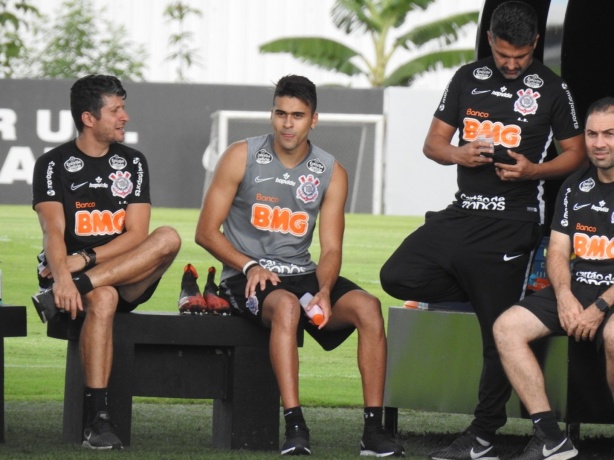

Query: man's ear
[81,112,95,129]
[311,112,318,130]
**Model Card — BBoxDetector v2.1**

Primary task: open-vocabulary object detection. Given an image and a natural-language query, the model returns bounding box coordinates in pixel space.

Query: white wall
[383,87,459,216]
[30,0,483,89]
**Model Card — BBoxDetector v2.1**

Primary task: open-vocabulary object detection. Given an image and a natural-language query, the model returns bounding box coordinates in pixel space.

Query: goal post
[202,110,385,214]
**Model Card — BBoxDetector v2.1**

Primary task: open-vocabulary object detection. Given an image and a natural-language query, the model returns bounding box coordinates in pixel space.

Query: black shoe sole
[31,289,58,324]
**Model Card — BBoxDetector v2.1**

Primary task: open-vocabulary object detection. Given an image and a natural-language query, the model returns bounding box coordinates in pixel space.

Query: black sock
[73,274,94,295]
[283,406,305,427]
[85,387,108,425]
[532,411,564,442]
[364,407,383,428]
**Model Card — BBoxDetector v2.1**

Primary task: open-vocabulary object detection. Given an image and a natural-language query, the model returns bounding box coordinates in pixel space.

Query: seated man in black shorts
[194,74,404,457]
[31,75,181,450]
[494,97,614,460]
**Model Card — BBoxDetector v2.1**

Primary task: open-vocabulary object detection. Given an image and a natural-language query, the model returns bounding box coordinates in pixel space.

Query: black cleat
[178,263,207,314]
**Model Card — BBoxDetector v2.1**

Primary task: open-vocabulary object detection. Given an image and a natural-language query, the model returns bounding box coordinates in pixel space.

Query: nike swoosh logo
[503,254,523,261]
[255,176,274,183]
[71,182,88,191]
[542,438,568,457]
[471,88,491,95]
[470,445,493,459]
[573,203,591,210]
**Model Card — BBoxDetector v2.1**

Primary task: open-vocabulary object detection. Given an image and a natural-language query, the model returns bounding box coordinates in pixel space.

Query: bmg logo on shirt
[462,118,521,148]
[75,209,125,236]
[251,204,308,236]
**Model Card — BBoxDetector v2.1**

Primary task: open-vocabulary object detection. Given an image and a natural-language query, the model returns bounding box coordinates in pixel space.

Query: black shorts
[219,272,360,351]
[116,278,160,312]
[518,281,614,349]
[38,271,160,314]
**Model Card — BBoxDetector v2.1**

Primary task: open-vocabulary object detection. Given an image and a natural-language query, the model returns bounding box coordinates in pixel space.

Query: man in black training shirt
[380,3,586,459]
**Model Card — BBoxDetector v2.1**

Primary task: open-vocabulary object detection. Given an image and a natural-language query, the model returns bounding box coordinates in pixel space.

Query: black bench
[0,305,27,443]
[48,310,298,450]
[383,307,614,441]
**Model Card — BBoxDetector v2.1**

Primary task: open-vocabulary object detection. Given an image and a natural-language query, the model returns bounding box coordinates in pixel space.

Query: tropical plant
[259,0,479,87]
[163,0,203,82]
[23,0,147,80]
[0,0,39,78]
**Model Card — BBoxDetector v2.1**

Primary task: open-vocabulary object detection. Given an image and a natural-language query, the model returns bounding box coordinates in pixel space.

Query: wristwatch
[594,297,610,312]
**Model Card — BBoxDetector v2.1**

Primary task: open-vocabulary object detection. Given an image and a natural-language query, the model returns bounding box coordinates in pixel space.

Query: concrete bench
[47,310,299,450]
[0,305,27,443]
[383,306,614,441]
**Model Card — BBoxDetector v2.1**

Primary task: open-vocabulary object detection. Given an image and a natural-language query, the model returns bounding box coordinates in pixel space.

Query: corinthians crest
[514,88,540,116]
[296,174,320,204]
[109,171,133,198]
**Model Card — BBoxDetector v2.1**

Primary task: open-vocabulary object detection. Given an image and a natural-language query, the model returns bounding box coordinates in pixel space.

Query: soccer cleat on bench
[82,410,123,450]
[281,423,311,455]
[511,425,577,460]
[429,429,500,460]
[178,263,207,314]
[360,425,405,457]
[203,266,231,315]
[31,288,59,323]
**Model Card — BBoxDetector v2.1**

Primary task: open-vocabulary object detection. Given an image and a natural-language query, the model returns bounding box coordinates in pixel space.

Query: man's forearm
[315,250,342,295]
[546,251,573,298]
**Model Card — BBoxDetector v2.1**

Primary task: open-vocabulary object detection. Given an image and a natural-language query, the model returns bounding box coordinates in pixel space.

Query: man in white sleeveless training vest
[195,75,404,457]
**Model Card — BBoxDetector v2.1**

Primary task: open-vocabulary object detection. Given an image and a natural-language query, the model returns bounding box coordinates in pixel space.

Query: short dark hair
[490,1,538,47]
[70,75,127,133]
[586,97,614,124]
[273,75,317,113]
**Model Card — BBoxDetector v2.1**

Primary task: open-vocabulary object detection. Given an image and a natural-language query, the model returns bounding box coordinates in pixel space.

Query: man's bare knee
[85,286,119,318]
[150,226,181,256]
[494,305,524,343]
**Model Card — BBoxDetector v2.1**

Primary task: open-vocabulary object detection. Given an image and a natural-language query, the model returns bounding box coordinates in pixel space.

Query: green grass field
[2,204,612,459]
[0,204,422,406]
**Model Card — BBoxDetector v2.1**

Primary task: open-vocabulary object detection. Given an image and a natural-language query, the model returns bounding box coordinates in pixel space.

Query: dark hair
[490,1,538,47]
[586,97,614,124]
[70,75,127,133]
[273,75,317,113]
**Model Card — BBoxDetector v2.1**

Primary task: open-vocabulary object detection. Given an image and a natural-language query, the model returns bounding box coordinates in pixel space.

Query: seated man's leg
[260,289,311,456]
[326,289,385,407]
[87,226,181,301]
[221,274,309,455]
[494,289,577,459]
[260,289,302,410]
[494,305,553,414]
[79,226,179,450]
[326,287,405,457]
[80,286,123,450]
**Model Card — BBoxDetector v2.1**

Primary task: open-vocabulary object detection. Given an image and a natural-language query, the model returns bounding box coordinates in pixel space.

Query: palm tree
[259,0,479,87]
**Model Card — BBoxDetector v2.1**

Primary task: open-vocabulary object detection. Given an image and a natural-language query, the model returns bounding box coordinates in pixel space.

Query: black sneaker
[281,424,311,456]
[178,264,207,314]
[31,288,59,323]
[360,425,405,457]
[429,429,499,460]
[512,425,577,460]
[82,411,123,450]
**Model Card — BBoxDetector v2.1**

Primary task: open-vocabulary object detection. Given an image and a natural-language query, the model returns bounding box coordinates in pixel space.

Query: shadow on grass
[3,402,612,459]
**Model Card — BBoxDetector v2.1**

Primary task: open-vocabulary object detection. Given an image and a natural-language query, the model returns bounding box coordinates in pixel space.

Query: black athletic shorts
[38,271,160,314]
[219,272,360,351]
[518,281,614,349]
